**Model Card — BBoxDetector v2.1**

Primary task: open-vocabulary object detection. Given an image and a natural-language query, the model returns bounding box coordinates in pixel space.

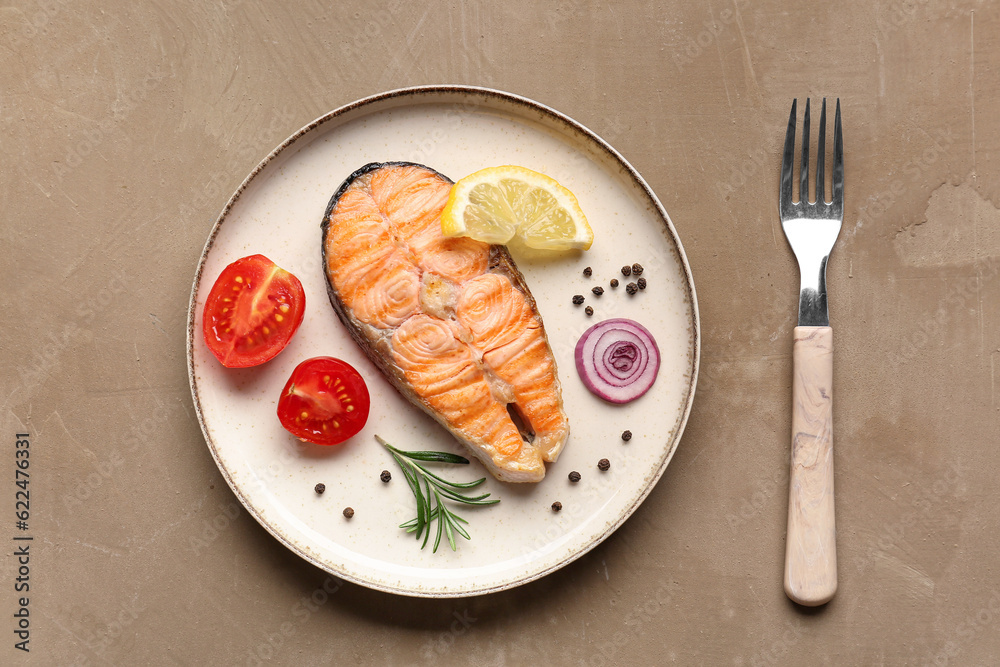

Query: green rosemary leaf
[458,476,489,489]
[400,451,471,464]
[397,459,425,539]
[433,485,498,506]
[433,491,445,553]
[420,476,433,549]
[452,519,471,541]
[411,460,488,492]
[443,510,457,551]
[393,453,420,499]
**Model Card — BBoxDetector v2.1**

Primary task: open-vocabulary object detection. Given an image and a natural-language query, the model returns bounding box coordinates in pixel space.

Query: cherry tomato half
[203,254,305,368]
[277,357,371,445]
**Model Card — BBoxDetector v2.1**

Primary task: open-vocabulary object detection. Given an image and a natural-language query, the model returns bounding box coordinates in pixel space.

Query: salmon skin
[321,162,569,482]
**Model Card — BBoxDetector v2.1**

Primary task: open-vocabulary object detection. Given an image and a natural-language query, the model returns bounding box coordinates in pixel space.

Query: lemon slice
[441,166,594,251]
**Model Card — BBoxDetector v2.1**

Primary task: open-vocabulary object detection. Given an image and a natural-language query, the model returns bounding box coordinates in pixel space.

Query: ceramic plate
[186,86,699,597]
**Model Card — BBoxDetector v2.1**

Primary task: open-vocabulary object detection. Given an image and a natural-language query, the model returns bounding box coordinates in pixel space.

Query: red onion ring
[575,318,660,403]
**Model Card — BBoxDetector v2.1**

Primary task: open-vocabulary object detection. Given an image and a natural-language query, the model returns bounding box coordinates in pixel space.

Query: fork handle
[784,326,837,606]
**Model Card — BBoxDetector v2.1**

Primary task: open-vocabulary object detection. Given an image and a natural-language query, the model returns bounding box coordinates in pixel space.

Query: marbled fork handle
[784,326,836,606]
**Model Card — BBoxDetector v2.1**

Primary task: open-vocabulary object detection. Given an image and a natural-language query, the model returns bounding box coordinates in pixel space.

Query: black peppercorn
[568,471,581,483]
[626,282,638,295]
[622,430,632,441]
[592,286,604,296]
[343,507,354,519]
[637,277,647,290]
[583,267,592,277]
[572,294,585,305]
[632,263,644,275]
[610,278,619,288]
[551,501,563,512]
[314,483,326,494]
[380,470,391,483]
[621,265,631,277]
[585,306,594,316]
[598,458,611,471]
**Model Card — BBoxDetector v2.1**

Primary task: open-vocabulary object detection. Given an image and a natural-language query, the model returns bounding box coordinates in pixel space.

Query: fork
[779,98,843,606]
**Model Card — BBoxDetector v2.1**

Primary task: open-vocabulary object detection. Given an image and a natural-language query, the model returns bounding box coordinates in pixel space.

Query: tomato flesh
[203,254,305,367]
[277,357,370,445]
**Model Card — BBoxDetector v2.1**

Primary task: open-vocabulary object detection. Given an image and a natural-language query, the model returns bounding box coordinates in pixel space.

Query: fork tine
[832,98,844,208]
[800,99,810,204]
[816,98,826,204]
[780,99,796,212]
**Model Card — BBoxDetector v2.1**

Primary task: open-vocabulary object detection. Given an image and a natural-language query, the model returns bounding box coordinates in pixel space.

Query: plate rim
[185,84,701,598]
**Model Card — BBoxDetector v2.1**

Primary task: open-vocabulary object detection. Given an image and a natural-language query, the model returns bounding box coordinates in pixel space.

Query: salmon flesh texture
[321,162,569,482]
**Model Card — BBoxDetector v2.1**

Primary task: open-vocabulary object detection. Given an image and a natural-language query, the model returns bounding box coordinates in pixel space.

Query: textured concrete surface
[2,1,999,664]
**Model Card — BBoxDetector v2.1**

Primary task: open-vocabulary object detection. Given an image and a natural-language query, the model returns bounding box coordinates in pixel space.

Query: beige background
[2,0,999,664]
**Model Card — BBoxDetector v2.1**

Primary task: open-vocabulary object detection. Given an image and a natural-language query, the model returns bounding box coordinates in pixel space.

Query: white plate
[186,86,699,597]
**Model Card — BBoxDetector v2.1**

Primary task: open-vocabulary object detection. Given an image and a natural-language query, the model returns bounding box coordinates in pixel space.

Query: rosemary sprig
[376,435,499,552]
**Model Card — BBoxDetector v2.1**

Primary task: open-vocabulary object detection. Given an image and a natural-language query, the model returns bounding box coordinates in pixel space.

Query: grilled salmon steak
[321,162,569,482]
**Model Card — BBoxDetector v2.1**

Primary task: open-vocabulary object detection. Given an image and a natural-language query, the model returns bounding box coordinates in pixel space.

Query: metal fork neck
[798,256,830,326]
